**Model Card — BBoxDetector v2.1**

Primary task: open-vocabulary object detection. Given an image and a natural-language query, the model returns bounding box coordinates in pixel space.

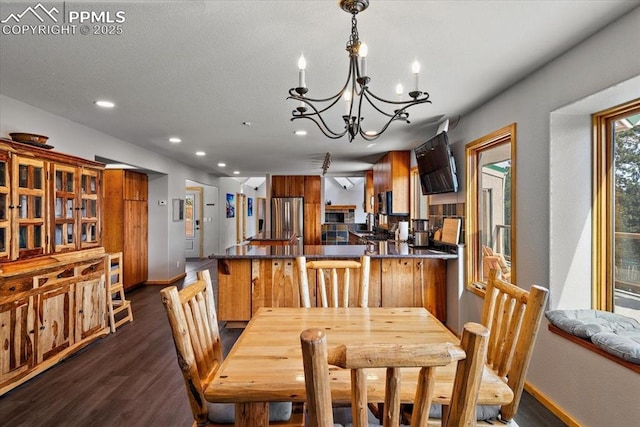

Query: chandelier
[287,0,431,142]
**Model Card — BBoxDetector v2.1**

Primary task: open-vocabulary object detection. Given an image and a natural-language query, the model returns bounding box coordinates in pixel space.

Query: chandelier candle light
[288,0,431,142]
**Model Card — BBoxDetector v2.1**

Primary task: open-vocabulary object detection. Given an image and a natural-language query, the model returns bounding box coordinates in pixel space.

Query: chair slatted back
[480,269,548,421]
[161,270,223,426]
[297,256,370,308]
[300,323,489,427]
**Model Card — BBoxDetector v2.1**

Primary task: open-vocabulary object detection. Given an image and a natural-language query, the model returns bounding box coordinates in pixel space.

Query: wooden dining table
[205,307,514,426]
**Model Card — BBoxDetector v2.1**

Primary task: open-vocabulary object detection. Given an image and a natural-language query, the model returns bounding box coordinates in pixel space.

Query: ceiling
[1,1,638,177]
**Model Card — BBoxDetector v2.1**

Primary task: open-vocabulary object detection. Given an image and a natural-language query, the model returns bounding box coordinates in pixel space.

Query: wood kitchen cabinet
[271,175,304,197]
[217,259,252,323]
[252,258,301,314]
[0,151,9,259]
[1,248,108,395]
[364,170,374,213]
[13,155,46,259]
[373,151,410,214]
[0,139,109,396]
[0,295,34,386]
[0,139,104,261]
[103,169,148,289]
[51,163,102,253]
[381,257,446,321]
[216,257,400,326]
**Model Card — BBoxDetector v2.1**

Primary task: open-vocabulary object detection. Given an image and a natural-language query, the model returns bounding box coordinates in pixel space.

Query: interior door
[185,187,202,258]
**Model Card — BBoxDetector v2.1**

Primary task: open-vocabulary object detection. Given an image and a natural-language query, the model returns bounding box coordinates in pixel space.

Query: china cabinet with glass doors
[0,139,108,396]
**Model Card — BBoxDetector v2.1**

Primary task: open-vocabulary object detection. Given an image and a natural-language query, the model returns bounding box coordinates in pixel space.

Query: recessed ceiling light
[233,171,240,175]
[243,121,252,126]
[94,100,115,108]
[294,130,307,136]
[218,162,226,167]
[195,151,206,156]
[169,137,181,143]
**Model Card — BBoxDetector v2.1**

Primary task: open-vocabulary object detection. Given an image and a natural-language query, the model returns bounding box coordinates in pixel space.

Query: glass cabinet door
[79,168,100,248]
[14,156,46,259]
[0,151,9,260]
[53,164,77,252]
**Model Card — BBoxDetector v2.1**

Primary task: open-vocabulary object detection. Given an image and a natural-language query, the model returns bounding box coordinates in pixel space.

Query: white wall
[448,8,640,426]
[0,94,219,281]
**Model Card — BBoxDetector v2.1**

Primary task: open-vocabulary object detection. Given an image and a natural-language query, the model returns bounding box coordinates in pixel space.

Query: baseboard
[524,381,582,427]
[144,272,187,285]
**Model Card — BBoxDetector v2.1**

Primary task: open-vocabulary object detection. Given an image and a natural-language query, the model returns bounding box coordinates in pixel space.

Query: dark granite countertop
[210,242,458,260]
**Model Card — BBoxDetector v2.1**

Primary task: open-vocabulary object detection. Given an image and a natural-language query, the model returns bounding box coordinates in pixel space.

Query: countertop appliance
[271,197,304,243]
[412,219,430,247]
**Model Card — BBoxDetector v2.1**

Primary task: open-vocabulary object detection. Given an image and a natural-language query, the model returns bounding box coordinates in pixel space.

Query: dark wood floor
[0,260,566,426]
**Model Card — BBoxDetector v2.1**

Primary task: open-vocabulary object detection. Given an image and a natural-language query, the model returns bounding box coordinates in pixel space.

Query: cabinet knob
[9,286,15,291]
[78,309,83,314]
[8,205,15,209]
[40,326,45,330]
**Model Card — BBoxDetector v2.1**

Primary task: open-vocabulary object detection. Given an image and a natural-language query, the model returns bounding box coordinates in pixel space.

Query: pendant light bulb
[298,53,307,70]
[358,43,368,58]
[412,60,420,74]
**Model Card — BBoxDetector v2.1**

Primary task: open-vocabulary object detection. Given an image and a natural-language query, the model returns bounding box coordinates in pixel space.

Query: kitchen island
[210,242,458,326]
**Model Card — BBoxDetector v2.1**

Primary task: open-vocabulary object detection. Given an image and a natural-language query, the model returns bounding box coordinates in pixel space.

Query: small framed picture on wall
[226,193,235,218]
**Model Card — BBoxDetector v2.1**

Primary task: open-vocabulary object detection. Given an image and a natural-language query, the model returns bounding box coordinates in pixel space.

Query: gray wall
[441,8,640,426]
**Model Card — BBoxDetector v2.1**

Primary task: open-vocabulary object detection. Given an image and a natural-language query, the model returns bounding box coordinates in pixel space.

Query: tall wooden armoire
[103,169,148,289]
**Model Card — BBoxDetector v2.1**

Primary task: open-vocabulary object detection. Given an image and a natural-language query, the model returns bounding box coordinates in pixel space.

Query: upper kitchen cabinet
[364,170,374,213]
[272,175,304,197]
[373,151,410,215]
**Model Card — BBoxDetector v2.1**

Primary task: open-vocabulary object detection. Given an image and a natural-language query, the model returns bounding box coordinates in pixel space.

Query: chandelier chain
[347,14,360,55]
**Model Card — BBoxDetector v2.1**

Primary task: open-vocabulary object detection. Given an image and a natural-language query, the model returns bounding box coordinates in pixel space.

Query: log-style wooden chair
[296,255,371,308]
[161,270,303,427]
[482,246,511,281]
[477,269,549,424]
[300,322,490,427]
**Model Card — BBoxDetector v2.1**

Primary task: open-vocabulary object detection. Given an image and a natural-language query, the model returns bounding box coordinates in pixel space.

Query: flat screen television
[414,131,459,195]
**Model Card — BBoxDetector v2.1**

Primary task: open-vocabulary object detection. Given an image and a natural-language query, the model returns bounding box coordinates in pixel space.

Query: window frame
[592,98,640,311]
[465,123,517,296]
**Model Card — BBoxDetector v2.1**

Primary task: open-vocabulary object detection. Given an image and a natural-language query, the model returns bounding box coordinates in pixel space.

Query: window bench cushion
[545,309,640,366]
[545,309,640,339]
[591,330,640,364]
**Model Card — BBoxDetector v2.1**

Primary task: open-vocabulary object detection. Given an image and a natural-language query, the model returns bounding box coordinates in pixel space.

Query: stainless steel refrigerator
[271,197,304,243]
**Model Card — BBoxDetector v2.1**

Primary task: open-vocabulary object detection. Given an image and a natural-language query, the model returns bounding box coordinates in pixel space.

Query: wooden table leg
[234,402,269,426]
